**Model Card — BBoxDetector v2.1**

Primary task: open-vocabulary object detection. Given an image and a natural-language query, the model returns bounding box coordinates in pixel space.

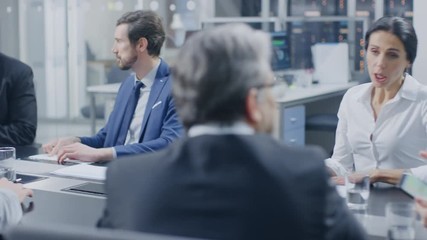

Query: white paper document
[311,42,349,84]
[28,154,58,161]
[28,154,86,164]
[51,164,107,181]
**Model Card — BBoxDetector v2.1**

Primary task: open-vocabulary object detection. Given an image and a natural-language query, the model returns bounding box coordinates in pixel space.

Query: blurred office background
[0,0,426,149]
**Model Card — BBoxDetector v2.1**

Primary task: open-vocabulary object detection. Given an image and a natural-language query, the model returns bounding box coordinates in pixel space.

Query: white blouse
[0,188,22,232]
[325,74,427,182]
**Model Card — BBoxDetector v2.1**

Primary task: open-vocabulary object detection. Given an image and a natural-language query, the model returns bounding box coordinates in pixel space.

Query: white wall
[68,1,87,118]
[83,0,132,60]
[0,0,19,58]
[413,0,427,85]
[45,0,68,118]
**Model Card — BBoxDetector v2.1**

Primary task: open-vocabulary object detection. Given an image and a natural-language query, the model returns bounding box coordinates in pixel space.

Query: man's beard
[117,55,137,70]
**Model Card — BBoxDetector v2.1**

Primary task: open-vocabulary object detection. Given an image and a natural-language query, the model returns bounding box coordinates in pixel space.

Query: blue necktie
[116,81,144,145]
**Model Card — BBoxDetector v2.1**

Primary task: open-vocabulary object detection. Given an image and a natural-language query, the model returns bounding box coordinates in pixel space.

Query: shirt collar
[134,59,161,88]
[356,73,420,102]
[399,74,420,101]
[188,122,255,137]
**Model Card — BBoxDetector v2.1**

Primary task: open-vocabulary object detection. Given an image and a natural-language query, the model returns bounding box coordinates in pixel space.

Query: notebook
[62,182,105,196]
[28,154,84,165]
[15,174,47,184]
[51,164,107,181]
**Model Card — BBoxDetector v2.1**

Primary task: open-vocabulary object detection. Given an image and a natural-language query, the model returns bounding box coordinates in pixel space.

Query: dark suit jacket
[98,134,367,240]
[0,53,37,146]
[80,60,183,157]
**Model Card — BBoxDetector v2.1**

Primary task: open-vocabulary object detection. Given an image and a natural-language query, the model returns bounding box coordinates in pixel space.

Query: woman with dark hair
[326,16,427,184]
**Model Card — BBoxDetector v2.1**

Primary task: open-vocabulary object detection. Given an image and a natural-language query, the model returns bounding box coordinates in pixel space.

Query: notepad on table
[28,154,58,161]
[28,154,85,165]
[51,164,106,181]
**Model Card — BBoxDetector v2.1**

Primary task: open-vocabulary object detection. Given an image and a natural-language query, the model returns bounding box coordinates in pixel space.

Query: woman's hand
[368,169,405,185]
[0,178,33,203]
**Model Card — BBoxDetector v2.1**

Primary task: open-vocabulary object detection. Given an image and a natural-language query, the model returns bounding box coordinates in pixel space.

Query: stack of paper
[28,154,86,164]
[28,154,59,162]
[311,42,349,84]
[51,164,107,181]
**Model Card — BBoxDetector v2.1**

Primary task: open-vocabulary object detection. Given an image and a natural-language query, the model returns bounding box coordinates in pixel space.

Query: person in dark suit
[0,52,37,146]
[97,24,367,239]
[42,10,183,163]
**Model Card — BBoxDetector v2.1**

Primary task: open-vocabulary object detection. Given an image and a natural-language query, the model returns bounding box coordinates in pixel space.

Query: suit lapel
[105,77,134,146]
[138,60,169,141]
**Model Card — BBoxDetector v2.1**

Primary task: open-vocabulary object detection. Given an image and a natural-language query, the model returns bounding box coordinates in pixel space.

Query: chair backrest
[107,65,131,84]
[4,224,199,240]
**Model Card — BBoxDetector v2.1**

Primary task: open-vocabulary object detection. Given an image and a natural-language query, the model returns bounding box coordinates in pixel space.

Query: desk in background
[86,60,116,86]
[273,82,357,146]
[86,83,121,134]
[86,82,357,143]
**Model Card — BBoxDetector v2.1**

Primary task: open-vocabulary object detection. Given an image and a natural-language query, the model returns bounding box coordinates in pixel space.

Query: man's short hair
[116,10,165,57]
[172,24,272,128]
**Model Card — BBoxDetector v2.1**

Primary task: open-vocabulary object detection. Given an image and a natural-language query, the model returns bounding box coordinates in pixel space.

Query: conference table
[3,146,427,239]
[9,145,105,227]
[353,187,427,239]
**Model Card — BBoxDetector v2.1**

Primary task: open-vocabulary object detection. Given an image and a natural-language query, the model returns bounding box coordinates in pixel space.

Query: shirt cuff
[0,188,23,232]
[111,147,118,159]
[325,158,348,176]
[410,166,427,183]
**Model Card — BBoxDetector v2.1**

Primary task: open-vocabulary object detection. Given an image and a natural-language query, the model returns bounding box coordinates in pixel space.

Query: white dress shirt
[0,188,22,232]
[325,74,427,182]
[188,122,255,137]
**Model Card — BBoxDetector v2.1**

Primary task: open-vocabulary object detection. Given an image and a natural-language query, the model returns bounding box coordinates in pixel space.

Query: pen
[14,178,22,183]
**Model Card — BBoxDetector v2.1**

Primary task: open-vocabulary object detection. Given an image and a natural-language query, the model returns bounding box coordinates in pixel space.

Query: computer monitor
[270,31,291,71]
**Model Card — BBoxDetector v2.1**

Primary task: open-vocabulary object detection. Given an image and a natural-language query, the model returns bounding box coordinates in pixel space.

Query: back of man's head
[172,24,272,129]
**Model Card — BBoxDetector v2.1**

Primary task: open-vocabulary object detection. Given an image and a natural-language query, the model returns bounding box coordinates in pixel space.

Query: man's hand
[42,137,81,156]
[0,178,33,203]
[56,143,113,164]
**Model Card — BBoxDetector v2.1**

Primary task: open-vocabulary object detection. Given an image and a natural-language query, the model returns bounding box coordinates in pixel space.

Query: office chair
[305,75,368,133]
[80,104,106,119]
[305,114,338,132]
[305,114,338,156]
[81,66,131,119]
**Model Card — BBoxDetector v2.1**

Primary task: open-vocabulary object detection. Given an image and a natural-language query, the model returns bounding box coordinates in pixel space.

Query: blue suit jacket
[80,61,183,157]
